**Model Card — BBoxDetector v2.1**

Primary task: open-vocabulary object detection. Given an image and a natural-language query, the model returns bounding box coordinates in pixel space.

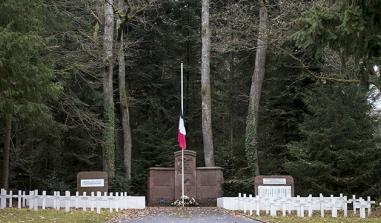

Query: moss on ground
[0,208,116,223]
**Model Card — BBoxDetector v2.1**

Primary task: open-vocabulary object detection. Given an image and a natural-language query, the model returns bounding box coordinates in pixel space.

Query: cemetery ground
[246,208,381,223]
[1,207,381,223]
[0,208,113,223]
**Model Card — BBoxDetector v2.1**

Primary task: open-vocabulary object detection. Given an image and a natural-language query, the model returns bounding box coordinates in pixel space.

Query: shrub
[223,178,254,197]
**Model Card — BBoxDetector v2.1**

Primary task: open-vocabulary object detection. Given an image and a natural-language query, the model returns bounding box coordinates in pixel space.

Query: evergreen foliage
[0,0,59,114]
[286,84,379,196]
[258,50,313,175]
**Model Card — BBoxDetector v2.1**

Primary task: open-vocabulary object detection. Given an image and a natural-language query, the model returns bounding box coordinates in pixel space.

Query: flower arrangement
[170,195,199,206]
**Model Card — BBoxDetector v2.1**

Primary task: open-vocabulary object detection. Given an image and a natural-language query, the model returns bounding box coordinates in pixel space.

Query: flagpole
[181,62,184,207]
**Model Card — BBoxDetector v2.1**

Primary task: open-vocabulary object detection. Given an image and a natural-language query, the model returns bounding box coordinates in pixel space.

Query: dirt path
[109,207,262,223]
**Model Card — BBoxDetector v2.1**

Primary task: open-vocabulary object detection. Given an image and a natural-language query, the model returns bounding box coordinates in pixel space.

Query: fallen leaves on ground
[107,207,255,222]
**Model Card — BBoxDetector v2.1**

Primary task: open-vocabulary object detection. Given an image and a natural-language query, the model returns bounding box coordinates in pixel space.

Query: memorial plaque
[255,175,294,197]
[77,171,108,194]
[80,179,105,187]
[263,178,286,185]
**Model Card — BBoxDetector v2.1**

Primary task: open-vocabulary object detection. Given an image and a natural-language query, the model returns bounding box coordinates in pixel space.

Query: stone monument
[77,171,108,195]
[174,150,197,199]
[148,150,223,205]
[254,175,294,197]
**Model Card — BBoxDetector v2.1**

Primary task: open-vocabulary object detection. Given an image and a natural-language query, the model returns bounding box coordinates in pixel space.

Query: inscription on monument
[255,175,294,197]
[263,178,286,185]
[80,179,105,187]
[77,171,108,194]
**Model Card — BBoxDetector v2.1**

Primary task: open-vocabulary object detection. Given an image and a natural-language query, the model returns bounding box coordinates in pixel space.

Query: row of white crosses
[349,195,376,218]
[0,188,134,213]
[236,193,376,218]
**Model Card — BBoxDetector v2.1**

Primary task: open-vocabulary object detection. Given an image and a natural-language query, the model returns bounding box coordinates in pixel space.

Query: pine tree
[292,0,381,88]
[0,0,59,189]
[285,84,378,195]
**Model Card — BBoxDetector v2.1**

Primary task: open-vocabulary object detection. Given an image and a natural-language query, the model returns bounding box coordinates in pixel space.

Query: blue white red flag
[178,112,186,150]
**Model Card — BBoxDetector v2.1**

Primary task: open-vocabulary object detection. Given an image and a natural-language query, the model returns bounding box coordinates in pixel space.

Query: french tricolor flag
[178,112,186,150]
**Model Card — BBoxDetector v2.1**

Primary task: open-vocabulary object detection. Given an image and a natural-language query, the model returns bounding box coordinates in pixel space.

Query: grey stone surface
[114,207,262,223]
[119,214,260,223]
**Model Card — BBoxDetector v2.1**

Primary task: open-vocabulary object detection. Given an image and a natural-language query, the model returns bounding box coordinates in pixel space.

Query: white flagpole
[181,62,184,207]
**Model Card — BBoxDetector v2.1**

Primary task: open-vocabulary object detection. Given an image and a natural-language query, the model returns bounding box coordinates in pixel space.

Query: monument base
[148,150,224,206]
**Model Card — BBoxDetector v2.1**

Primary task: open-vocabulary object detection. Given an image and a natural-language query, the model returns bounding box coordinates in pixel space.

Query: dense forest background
[1,0,381,199]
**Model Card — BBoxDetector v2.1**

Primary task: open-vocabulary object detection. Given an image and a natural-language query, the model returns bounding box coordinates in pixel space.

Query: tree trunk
[102,0,115,178]
[1,113,12,190]
[229,52,234,152]
[117,16,133,180]
[201,0,215,167]
[118,36,132,181]
[245,1,268,176]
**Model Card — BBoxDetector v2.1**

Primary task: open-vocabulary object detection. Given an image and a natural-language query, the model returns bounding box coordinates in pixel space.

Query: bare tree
[102,0,115,178]
[245,0,268,176]
[201,0,215,167]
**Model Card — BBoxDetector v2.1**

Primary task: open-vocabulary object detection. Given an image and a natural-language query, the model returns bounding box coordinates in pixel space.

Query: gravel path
[111,207,262,223]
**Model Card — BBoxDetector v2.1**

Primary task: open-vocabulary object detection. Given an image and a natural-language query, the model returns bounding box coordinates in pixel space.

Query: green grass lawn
[0,208,117,223]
